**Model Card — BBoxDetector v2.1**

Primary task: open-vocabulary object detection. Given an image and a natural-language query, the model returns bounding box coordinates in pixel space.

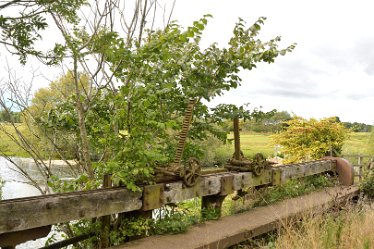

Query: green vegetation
[279,208,373,249]
[273,117,347,163]
[1,0,372,247]
[0,5,294,245]
[343,132,372,155]
[233,206,374,249]
[0,123,41,158]
[223,174,336,216]
[1,125,371,160]
[342,121,372,132]
[0,111,21,123]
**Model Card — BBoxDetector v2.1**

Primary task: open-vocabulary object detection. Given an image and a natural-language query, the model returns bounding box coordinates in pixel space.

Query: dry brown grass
[275,205,374,249]
[232,202,374,249]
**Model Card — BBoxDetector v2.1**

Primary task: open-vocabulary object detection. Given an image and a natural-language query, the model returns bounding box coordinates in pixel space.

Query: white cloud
[172,0,374,124]
[1,0,373,123]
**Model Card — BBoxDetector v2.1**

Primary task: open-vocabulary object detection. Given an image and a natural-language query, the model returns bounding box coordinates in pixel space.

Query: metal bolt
[165,184,171,191]
[79,210,85,218]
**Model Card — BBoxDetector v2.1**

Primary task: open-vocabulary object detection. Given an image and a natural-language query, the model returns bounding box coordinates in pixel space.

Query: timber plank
[0,159,340,236]
[0,187,142,233]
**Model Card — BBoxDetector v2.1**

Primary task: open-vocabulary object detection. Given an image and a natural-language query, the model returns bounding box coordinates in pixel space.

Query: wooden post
[233,117,241,160]
[100,174,112,248]
[358,155,363,182]
[201,195,227,219]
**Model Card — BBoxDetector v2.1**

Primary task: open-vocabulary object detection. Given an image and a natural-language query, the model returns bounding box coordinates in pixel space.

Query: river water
[0,157,75,199]
[0,157,75,248]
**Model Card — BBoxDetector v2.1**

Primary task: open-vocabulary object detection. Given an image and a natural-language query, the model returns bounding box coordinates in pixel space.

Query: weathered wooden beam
[272,159,335,185]
[0,187,142,234]
[0,159,339,236]
[162,170,273,205]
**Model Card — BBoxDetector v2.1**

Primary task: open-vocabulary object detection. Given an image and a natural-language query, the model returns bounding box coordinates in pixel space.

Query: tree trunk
[73,56,94,179]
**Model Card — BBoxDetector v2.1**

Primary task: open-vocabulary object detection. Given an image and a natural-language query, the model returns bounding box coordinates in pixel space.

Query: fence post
[358,155,363,182]
[201,195,227,219]
[100,174,112,248]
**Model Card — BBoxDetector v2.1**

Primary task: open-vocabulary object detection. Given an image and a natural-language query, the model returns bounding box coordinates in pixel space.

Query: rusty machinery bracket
[142,184,164,211]
[323,157,354,186]
[220,175,234,196]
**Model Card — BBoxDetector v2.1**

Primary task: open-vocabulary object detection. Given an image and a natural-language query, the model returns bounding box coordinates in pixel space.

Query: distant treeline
[1,110,372,133]
[0,110,21,123]
[342,122,372,132]
[229,112,373,133]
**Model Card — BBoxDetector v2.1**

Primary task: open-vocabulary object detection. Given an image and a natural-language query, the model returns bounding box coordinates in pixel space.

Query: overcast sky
[171,0,374,124]
[1,0,373,124]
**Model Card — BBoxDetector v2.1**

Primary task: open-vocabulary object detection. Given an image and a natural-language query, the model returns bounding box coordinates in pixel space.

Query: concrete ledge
[113,186,359,249]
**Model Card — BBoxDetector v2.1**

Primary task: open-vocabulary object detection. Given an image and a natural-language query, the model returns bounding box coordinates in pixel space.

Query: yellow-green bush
[272,117,347,163]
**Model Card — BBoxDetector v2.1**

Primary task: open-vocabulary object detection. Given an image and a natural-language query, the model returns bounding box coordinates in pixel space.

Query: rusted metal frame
[173,98,196,165]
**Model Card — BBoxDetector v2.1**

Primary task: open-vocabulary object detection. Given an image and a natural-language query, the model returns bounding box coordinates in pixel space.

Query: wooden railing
[0,158,352,248]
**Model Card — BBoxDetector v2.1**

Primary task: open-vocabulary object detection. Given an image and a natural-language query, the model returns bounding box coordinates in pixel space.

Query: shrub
[272,117,347,163]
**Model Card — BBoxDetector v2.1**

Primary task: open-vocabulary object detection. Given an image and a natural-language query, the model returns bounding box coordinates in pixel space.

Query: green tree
[242,110,292,133]
[0,110,21,123]
[29,71,89,117]
[42,16,295,190]
[272,117,347,163]
[0,0,87,64]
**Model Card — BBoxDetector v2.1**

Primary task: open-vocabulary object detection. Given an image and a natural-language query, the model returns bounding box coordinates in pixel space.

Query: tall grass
[342,132,372,155]
[275,207,374,249]
[232,205,374,249]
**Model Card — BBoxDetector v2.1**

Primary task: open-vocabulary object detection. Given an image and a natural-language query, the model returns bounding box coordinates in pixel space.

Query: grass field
[343,132,373,155]
[0,122,373,160]
[213,132,373,163]
[0,123,35,158]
